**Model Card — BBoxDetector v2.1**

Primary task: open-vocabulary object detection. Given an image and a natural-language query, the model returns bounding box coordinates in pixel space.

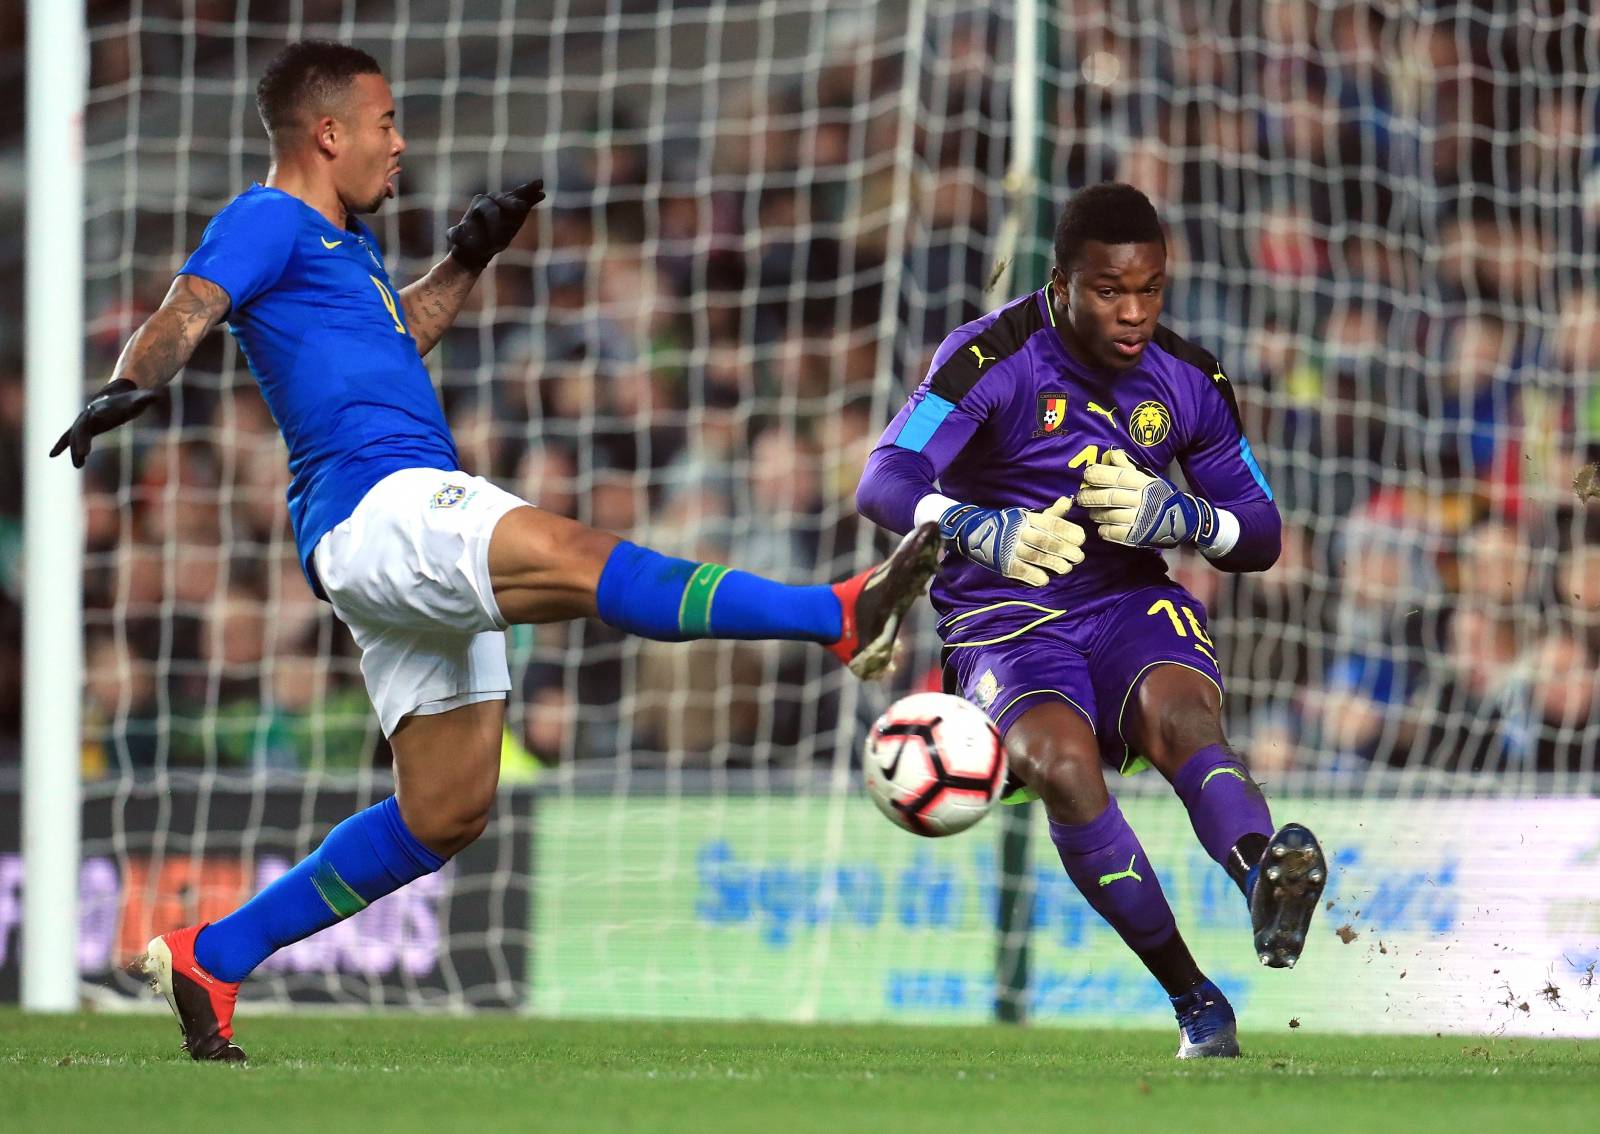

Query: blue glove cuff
[1190,495,1218,548]
[937,502,982,541]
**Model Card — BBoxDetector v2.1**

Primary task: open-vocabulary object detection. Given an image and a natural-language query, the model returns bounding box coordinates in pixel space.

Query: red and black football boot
[128,925,247,1063]
[828,522,941,679]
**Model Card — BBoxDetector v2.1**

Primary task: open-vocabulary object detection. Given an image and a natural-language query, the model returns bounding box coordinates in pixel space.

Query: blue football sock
[194,796,444,983]
[595,541,842,643]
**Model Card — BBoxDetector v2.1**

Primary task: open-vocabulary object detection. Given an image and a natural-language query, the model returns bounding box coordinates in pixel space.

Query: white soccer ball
[862,692,1006,837]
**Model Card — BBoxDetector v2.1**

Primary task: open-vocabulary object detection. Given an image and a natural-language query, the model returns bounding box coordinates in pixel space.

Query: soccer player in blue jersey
[52,42,938,1062]
[856,183,1328,1058]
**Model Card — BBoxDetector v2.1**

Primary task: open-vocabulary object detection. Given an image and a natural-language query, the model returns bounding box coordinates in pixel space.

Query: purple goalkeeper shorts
[940,582,1224,775]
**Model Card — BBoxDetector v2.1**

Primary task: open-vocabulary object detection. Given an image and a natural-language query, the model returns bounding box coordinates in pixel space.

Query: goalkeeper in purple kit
[856,183,1328,1058]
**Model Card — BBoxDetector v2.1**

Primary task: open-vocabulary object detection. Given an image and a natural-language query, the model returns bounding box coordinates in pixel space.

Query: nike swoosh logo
[320,236,343,249]
[882,743,904,781]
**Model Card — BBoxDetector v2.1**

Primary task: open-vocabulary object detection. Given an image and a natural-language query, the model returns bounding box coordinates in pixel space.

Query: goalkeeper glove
[1077,448,1220,550]
[446,178,546,272]
[49,378,166,468]
[937,497,1085,587]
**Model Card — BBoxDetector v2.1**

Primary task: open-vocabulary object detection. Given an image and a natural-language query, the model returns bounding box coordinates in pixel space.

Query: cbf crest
[1033,392,1069,437]
[430,483,468,509]
[1130,400,1172,447]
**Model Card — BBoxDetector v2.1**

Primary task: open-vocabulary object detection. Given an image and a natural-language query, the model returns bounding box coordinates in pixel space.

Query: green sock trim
[310,860,368,919]
[678,563,731,637]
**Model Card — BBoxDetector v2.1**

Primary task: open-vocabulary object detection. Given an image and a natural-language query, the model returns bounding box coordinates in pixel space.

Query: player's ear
[1050,266,1072,304]
[314,114,339,157]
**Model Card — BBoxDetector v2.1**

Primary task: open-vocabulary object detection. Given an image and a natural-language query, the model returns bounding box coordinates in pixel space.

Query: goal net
[27,0,1600,1032]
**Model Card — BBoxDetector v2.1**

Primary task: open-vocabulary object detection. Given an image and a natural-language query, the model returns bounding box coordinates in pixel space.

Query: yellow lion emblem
[1130,400,1171,447]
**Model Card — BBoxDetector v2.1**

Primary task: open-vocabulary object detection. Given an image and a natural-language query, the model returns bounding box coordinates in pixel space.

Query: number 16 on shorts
[1144,596,1216,665]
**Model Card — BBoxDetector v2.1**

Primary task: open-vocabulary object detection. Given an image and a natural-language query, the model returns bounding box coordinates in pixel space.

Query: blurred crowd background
[1,0,1598,786]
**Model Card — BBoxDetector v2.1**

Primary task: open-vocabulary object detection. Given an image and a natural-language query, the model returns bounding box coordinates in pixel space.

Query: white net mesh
[56,0,1600,1026]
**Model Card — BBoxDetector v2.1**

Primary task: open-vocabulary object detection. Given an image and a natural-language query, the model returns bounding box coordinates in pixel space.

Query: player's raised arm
[857,331,1083,588]
[400,178,545,357]
[49,273,230,467]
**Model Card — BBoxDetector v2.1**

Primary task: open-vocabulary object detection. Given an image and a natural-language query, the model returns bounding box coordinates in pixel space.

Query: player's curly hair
[1053,182,1165,271]
[256,40,383,142]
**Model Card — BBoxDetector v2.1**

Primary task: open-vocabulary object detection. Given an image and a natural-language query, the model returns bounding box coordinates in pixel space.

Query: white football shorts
[313,468,530,736]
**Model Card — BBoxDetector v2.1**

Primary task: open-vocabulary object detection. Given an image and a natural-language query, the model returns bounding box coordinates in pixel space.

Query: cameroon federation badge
[1130,400,1172,447]
[1033,392,1069,437]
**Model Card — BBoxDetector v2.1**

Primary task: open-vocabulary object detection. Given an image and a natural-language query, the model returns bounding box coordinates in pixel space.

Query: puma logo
[1087,401,1118,427]
[1201,766,1248,789]
[968,344,996,369]
[1097,855,1144,887]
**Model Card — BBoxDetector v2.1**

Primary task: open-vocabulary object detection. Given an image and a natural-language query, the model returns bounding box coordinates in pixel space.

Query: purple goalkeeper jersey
[858,288,1278,641]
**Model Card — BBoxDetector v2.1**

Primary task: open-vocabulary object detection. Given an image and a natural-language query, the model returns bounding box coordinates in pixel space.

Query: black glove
[446,178,546,272]
[49,378,165,468]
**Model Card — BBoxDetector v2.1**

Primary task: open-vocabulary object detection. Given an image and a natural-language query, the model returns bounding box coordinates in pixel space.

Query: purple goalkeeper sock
[1048,797,1178,954]
[194,796,444,983]
[1170,744,1274,874]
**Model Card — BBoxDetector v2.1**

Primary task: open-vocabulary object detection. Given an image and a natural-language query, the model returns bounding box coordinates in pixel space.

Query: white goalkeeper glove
[936,497,1085,587]
[1077,449,1222,552]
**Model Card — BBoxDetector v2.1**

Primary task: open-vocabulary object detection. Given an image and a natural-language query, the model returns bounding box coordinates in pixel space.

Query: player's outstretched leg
[1131,666,1327,968]
[1009,701,1239,1058]
[485,505,941,679]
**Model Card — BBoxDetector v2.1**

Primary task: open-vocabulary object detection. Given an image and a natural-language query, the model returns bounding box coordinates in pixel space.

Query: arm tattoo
[112,275,230,390]
[401,257,478,358]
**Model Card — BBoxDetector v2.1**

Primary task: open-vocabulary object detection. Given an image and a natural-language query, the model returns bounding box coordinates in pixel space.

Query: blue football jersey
[180,184,459,595]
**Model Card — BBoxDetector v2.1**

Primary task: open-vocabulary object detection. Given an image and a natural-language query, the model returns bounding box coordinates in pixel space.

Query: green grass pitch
[5,1011,1599,1133]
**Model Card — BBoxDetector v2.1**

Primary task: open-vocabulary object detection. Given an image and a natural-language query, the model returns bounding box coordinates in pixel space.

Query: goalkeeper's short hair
[1054,182,1165,272]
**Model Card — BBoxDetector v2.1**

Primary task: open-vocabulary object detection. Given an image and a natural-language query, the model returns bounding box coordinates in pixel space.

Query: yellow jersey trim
[939,600,1070,648]
[994,687,1094,731]
[1113,659,1223,777]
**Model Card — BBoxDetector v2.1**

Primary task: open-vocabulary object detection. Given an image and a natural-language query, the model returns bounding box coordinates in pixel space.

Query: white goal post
[22,0,86,1013]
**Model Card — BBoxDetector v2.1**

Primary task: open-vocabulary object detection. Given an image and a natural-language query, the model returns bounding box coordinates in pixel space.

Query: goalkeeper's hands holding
[1077,448,1221,551]
[446,178,546,272]
[938,497,1086,587]
[49,379,166,468]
